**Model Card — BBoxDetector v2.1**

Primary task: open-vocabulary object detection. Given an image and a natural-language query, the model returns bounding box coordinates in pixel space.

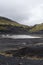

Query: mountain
[29,23,43,34]
[0,16,30,34]
[0,16,19,26]
[0,16,43,34]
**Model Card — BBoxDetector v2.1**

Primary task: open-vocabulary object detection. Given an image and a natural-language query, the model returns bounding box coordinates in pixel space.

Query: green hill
[0,16,30,27]
[0,16,43,34]
[0,16,21,26]
[29,23,43,33]
[0,16,30,34]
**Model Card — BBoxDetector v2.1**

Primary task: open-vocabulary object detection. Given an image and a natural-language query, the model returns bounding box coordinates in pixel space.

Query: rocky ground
[0,36,43,65]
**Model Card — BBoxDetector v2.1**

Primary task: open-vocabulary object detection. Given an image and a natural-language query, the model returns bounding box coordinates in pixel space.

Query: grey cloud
[0,0,43,25]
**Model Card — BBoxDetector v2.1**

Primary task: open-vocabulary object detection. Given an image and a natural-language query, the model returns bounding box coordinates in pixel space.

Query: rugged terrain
[0,16,43,65]
[0,16,43,34]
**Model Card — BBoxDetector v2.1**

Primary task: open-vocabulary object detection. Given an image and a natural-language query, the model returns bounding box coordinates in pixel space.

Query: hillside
[0,16,30,34]
[0,16,20,26]
[0,16,43,34]
[29,23,43,34]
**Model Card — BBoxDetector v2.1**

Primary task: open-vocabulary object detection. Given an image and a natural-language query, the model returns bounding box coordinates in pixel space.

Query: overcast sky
[0,0,43,26]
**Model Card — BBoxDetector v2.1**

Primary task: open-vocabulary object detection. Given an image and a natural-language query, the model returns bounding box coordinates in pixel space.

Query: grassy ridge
[0,16,30,27]
[0,16,30,30]
[29,24,43,32]
[0,16,43,34]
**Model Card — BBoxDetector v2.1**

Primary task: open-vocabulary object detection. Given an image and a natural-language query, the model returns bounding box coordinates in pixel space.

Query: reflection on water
[1,35,41,39]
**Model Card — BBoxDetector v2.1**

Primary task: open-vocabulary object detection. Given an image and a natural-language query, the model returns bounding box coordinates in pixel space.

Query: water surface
[2,35,41,39]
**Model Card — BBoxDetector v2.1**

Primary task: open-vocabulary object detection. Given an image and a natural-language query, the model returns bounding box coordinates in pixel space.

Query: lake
[1,34,41,39]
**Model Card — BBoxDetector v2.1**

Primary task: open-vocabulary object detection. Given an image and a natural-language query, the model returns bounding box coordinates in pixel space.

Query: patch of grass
[29,24,43,32]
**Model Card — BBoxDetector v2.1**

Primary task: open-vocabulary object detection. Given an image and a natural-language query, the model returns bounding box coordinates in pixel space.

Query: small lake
[1,35,41,39]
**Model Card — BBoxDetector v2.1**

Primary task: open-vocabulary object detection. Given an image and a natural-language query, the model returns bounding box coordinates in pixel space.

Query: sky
[0,0,43,26]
